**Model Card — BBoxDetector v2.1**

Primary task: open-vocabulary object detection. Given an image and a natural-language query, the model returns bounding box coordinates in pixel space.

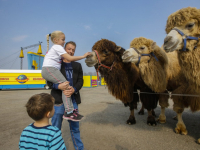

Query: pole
[39,54,40,69]
[21,58,23,70]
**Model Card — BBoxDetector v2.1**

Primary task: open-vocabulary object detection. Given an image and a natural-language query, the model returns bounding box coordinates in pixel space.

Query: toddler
[42,31,90,121]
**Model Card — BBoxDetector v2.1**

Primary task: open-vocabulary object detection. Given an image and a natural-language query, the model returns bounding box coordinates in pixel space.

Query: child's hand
[84,52,92,58]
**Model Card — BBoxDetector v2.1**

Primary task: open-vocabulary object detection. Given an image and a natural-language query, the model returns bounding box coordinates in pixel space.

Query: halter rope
[93,50,115,81]
[133,48,158,66]
[172,28,200,51]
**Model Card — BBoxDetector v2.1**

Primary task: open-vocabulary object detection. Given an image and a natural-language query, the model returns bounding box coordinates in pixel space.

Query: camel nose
[86,53,93,58]
[122,51,131,59]
[164,36,172,46]
[163,36,173,51]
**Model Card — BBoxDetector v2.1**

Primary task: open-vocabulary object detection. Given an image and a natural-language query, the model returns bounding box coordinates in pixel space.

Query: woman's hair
[26,93,55,121]
[46,31,64,51]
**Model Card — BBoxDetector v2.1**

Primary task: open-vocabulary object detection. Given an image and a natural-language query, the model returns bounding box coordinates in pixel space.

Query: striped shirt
[19,123,66,150]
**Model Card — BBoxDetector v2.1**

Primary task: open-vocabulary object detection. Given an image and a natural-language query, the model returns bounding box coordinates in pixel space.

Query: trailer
[0,70,45,90]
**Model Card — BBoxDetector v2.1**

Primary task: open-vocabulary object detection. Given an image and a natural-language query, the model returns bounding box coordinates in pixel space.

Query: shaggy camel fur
[122,37,186,127]
[123,37,168,92]
[163,7,200,143]
[85,39,158,125]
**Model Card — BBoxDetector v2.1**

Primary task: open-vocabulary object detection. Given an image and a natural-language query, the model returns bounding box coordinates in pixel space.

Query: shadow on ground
[82,101,200,141]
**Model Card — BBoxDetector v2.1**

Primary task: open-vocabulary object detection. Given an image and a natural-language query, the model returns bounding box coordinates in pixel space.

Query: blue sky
[0,0,199,73]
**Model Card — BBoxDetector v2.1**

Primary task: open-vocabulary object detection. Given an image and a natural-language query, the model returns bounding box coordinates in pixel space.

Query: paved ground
[0,86,200,150]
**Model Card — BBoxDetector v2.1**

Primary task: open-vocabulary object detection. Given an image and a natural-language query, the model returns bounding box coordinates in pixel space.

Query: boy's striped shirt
[19,123,66,150]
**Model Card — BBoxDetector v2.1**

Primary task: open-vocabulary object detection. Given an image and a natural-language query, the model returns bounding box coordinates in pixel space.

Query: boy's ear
[46,111,51,118]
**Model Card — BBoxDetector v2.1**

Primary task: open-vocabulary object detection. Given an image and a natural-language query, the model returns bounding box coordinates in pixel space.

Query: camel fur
[85,39,138,124]
[85,39,158,125]
[164,7,200,90]
[163,7,200,142]
[130,37,168,93]
[122,37,188,127]
[123,37,168,125]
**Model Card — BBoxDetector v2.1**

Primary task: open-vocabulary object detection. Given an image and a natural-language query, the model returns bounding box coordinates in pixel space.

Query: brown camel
[85,39,158,125]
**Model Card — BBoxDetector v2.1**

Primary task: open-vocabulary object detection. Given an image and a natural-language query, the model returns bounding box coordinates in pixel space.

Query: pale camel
[122,37,187,133]
[163,6,200,143]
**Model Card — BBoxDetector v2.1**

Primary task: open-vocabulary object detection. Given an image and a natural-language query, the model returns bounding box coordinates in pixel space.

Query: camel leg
[147,109,157,126]
[197,139,200,144]
[126,101,136,125]
[174,111,187,135]
[138,103,144,115]
[152,109,156,117]
[157,107,166,123]
[127,108,136,125]
[157,95,169,123]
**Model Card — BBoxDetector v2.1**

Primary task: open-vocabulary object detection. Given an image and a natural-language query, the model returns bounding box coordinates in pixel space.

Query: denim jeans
[51,101,84,150]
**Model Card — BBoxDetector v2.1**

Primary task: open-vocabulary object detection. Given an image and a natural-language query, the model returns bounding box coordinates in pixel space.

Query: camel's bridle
[132,48,158,66]
[173,28,200,52]
[93,50,115,81]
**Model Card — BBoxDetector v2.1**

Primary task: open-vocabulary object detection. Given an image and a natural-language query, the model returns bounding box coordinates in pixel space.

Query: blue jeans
[51,101,84,150]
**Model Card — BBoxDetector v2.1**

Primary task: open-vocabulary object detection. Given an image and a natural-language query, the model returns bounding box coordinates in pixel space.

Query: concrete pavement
[0,86,200,150]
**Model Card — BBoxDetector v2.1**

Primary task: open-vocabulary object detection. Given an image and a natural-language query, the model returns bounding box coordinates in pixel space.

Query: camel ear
[115,46,121,52]
[151,42,157,51]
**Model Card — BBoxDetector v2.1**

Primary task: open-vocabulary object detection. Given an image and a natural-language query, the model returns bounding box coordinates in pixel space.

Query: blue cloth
[53,62,77,100]
[51,101,84,150]
[19,123,66,150]
[64,62,73,86]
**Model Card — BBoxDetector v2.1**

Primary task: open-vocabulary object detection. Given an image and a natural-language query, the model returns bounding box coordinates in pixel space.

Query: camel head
[122,37,157,65]
[85,39,123,69]
[164,7,200,53]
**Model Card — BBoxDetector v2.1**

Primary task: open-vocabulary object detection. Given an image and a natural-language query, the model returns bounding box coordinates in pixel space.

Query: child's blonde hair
[46,31,64,51]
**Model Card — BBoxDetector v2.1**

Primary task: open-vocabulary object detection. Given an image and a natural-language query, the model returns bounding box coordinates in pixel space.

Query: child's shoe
[73,109,84,118]
[63,111,82,121]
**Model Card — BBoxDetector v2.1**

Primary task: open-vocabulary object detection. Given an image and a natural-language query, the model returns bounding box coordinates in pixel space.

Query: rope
[134,90,200,97]
[0,59,17,68]
[10,55,19,69]
[0,46,37,63]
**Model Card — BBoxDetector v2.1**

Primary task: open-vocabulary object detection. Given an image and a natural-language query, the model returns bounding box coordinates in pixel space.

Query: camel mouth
[85,59,98,67]
[164,47,174,53]
[164,40,179,53]
[122,56,135,63]
[122,50,138,63]
[164,30,182,53]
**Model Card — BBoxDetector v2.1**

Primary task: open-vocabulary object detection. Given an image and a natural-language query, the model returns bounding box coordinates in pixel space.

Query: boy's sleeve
[49,130,66,150]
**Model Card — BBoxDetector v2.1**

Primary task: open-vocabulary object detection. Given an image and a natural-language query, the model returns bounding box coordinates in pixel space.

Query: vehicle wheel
[44,85,49,90]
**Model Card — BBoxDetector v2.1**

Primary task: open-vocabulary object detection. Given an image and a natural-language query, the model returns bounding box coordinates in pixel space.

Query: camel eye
[140,46,145,50]
[186,23,195,29]
[102,50,108,54]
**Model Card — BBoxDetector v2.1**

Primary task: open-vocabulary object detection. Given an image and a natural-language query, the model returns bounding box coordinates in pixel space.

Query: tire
[44,85,49,90]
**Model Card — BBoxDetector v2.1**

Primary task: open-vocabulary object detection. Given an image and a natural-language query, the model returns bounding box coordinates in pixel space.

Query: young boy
[19,93,67,150]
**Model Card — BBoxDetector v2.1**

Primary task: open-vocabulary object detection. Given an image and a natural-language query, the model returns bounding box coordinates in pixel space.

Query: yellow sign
[0,70,45,85]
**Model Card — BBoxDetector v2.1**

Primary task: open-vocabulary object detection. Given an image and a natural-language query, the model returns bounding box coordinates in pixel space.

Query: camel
[85,39,158,125]
[163,7,200,143]
[122,37,187,129]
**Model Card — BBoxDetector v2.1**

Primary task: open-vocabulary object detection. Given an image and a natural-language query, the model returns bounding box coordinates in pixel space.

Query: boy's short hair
[26,93,55,121]
[64,41,76,49]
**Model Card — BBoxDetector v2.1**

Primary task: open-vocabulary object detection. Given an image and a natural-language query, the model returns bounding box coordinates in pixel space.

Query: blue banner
[27,52,44,70]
